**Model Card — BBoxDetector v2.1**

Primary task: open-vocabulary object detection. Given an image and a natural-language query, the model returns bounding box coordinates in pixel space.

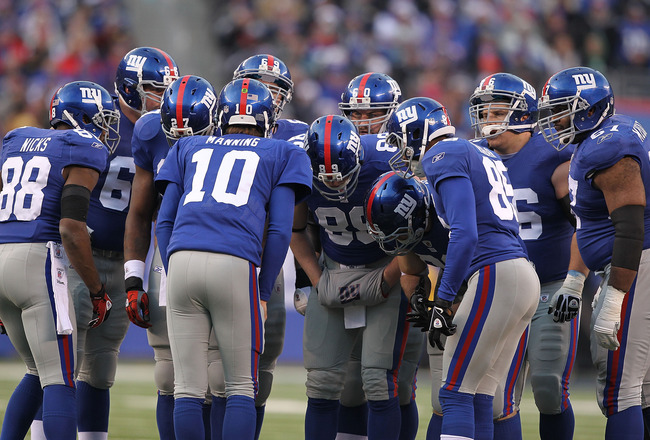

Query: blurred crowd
[1,0,649,139]
[0,0,133,137]
[212,0,650,137]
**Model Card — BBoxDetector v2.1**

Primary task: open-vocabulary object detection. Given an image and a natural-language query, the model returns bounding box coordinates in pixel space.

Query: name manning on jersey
[206,136,260,147]
[20,137,51,152]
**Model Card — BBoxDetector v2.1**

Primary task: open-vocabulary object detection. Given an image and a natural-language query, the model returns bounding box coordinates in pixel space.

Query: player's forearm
[567,233,588,277]
[60,218,102,294]
[124,213,153,262]
[290,230,322,286]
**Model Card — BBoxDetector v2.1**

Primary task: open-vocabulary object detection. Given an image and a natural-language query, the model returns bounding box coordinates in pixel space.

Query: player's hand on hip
[428,297,456,350]
[548,271,585,323]
[125,276,151,329]
[593,285,626,351]
[89,284,112,328]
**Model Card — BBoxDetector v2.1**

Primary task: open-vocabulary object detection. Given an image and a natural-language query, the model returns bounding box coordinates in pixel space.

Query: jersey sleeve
[62,130,109,173]
[580,129,645,182]
[131,111,163,171]
[276,143,312,204]
[422,140,470,189]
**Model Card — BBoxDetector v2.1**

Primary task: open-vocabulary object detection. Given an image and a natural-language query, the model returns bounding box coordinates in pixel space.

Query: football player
[469,72,589,439]
[230,53,309,439]
[293,115,405,440]
[0,81,112,440]
[388,96,540,439]
[538,66,650,440]
[154,78,311,439]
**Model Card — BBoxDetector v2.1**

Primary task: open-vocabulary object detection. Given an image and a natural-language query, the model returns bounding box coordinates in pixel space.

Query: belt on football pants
[92,247,124,260]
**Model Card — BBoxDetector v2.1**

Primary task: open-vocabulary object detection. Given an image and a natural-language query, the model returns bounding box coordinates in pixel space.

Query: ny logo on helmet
[395,105,418,126]
[200,87,217,110]
[126,55,147,72]
[572,73,596,90]
[394,193,416,218]
[80,87,101,104]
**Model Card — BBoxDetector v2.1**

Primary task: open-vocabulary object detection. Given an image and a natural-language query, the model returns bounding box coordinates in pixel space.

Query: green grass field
[0,359,606,439]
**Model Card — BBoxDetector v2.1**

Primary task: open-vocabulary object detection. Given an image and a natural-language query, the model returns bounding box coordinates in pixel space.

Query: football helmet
[469,73,538,138]
[216,78,276,137]
[538,67,614,150]
[386,97,455,178]
[160,75,217,143]
[365,171,430,255]
[50,80,121,153]
[233,54,293,119]
[115,47,180,114]
[305,115,364,201]
[339,72,402,134]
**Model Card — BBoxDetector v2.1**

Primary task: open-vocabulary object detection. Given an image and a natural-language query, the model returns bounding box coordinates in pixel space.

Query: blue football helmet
[339,72,402,134]
[365,171,430,255]
[233,54,293,119]
[305,115,364,201]
[50,80,121,153]
[216,78,276,137]
[115,47,180,114]
[160,75,217,143]
[386,97,455,178]
[538,67,614,150]
[469,73,538,138]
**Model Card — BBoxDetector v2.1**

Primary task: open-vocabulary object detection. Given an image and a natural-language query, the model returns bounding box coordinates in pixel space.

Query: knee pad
[530,373,563,414]
[306,368,346,401]
[77,351,118,389]
[255,371,274,406]
[154,358,175,395]
[208,357,225,398]
[361,367,392,401]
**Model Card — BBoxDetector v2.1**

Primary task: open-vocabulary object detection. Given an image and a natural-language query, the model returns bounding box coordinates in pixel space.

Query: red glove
[89,284,112,328]
[125,277,151,328]
[0,318,6,335]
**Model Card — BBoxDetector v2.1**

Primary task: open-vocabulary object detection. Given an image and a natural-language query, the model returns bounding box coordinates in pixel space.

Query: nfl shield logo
[541,293,549,303]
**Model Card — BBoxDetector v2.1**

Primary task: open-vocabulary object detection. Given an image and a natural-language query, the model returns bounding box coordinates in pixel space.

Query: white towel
[46,242,73,335]
[153,264,168,307]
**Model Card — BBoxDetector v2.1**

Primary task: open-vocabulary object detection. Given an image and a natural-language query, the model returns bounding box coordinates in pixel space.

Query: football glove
[406,275,434,330]
[428,297,456,351]
[0,318,6,335]
[125,276,151,329]
[89,284,112,328]
[593,285,626,351]
[548,271,585,323]
[294,288,309,316]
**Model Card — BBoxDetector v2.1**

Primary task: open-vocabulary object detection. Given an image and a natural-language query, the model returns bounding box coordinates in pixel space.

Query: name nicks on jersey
[20,137,50,152]
[206,136,260,147]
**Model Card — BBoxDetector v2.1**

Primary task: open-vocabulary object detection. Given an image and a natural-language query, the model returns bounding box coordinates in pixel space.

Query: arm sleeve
[435,176,478,302]
[258,185,296,301]
[155,181,182,272]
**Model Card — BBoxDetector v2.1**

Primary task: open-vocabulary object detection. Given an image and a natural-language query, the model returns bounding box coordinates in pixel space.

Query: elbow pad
[610,205,645,271]
[60,184,91,222]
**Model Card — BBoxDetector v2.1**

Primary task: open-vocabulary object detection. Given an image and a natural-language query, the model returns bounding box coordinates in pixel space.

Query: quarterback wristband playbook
[60,184,90,222]
[610,205,645,272]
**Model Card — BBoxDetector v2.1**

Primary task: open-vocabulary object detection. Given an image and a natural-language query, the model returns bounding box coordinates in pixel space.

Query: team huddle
[0,46,648,440]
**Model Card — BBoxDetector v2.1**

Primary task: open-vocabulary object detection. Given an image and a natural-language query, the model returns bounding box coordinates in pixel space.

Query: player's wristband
[125,276,144,292]
[124,259,146,281]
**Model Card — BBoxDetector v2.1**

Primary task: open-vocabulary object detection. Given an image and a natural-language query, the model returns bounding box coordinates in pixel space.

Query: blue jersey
[501,132,574,283]
[306,133,398,265]
[0,127,108,243]
[569,115,650,272]
[423,137,528,278]
[155,134,312,265]
[85,108,135,251]
[132,109,169,181]
[412,180,449,268]
[273,118,308,147]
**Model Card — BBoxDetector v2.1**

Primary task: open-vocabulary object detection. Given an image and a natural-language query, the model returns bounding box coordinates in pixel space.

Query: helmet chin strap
[62,110,81,130]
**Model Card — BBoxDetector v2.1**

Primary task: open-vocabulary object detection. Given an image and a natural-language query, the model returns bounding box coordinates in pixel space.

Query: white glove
[548,271,585,323]
[593,285,626,351]
[294,288,309,316]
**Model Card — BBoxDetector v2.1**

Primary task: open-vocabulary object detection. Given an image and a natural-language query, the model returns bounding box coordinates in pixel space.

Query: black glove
[428,297,456,350]
[89,284,112,328]
[406,275,433,330]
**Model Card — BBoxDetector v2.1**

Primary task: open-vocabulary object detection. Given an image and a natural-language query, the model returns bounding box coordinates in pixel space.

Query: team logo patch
[56,268,65,285]
[339,283,361,304]
[541,293,549,303]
